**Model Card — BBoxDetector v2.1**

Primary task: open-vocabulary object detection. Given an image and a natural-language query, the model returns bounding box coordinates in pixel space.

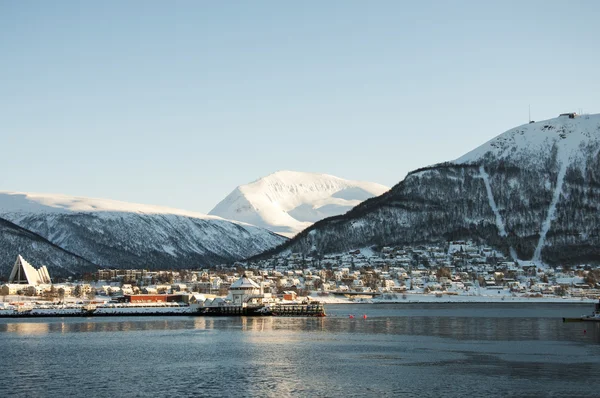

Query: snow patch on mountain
[209,171,389,237]
[533,154,568,263]
[479,165,517,261]
[479,165,507,237]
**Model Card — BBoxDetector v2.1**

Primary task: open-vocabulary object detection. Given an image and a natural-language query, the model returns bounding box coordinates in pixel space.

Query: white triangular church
[8,255,51,285]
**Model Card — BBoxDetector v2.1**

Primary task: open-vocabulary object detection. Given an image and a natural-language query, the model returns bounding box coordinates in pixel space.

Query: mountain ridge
[0,216,99,278]
[0,192,287,272]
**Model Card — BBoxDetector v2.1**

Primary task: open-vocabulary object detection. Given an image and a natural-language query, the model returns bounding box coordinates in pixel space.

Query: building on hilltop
[8,255,51,285]
[559,112,577,119]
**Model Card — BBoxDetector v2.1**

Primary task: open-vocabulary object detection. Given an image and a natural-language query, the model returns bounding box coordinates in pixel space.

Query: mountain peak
[209,171,389,237]
[455,113,600,166]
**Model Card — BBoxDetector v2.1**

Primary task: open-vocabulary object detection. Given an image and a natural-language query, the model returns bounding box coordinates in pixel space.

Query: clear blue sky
[1,1,599,213]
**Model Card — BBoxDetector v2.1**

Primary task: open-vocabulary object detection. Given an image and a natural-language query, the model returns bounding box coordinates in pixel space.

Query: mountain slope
[258,114,600,266]
[0,192,287,270]
[0,217,98,279]
[209,171,389,237]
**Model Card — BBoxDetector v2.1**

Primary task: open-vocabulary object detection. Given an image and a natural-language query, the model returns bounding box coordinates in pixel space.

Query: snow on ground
[354,246,376,257]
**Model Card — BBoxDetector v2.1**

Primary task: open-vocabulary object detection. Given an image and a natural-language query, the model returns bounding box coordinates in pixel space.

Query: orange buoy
[363,314,367,319]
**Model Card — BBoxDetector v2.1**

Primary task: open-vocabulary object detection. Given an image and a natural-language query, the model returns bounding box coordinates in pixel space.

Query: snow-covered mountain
[0,217,98,278]
[209,171,389,237]
[258,113,600,266]
[0,192,287,272]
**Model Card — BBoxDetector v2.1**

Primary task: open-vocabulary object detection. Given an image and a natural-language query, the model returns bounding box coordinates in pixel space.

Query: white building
[8,255,51,285]
[229,274,262,306]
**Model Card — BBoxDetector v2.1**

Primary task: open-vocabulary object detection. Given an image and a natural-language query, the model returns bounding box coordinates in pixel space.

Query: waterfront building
[121,294,188,303]
[229,274,263,306]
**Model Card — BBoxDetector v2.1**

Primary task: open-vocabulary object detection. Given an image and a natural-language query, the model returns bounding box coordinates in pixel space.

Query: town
[2,241,599,303]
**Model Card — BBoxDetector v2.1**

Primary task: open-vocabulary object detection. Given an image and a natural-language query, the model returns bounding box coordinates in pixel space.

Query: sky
[1,0,599,213]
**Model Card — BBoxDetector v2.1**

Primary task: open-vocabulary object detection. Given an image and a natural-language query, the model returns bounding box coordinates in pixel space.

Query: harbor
[1,302,598,398]
[0,274,326,318]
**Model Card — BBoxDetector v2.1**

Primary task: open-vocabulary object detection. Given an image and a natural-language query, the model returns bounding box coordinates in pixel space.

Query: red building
[124,294,187,303]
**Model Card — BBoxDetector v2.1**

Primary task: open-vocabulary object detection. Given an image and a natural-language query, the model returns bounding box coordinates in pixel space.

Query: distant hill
[0,192,287,271]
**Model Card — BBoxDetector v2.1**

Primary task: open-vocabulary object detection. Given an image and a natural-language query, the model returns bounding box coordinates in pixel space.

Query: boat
[563,299,600,322]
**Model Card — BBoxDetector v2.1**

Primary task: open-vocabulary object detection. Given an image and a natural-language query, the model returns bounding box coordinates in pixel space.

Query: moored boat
[563,299,600,322]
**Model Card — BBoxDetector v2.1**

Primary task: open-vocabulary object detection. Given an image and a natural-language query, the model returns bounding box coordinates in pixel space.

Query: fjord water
[1,303,599,397]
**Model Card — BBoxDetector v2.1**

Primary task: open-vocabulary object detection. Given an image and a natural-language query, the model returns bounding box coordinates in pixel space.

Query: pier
[270,302,326,317]
[201,305,267,316]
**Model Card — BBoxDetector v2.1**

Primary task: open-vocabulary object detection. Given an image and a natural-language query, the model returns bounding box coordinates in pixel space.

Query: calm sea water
[1,303,599,397]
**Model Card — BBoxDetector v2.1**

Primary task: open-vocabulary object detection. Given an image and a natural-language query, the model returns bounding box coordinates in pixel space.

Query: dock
[200,305,268,316]
[563,317,600,323]
[270,302,326,317]
[0,302,327,318]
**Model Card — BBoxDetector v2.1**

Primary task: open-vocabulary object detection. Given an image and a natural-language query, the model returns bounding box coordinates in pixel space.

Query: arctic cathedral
[8,255,51,285]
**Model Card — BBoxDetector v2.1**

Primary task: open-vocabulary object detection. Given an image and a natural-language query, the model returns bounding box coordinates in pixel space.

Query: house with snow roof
[229,274,262,306]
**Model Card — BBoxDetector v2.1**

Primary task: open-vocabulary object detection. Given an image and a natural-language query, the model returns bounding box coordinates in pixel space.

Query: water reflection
[0,306,598,345]
[3,322,49,335]
[0,318,194,334]
[1,305,600,398]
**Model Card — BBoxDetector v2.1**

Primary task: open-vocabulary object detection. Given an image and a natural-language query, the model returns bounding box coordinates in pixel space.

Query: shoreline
[311,293,596,305]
